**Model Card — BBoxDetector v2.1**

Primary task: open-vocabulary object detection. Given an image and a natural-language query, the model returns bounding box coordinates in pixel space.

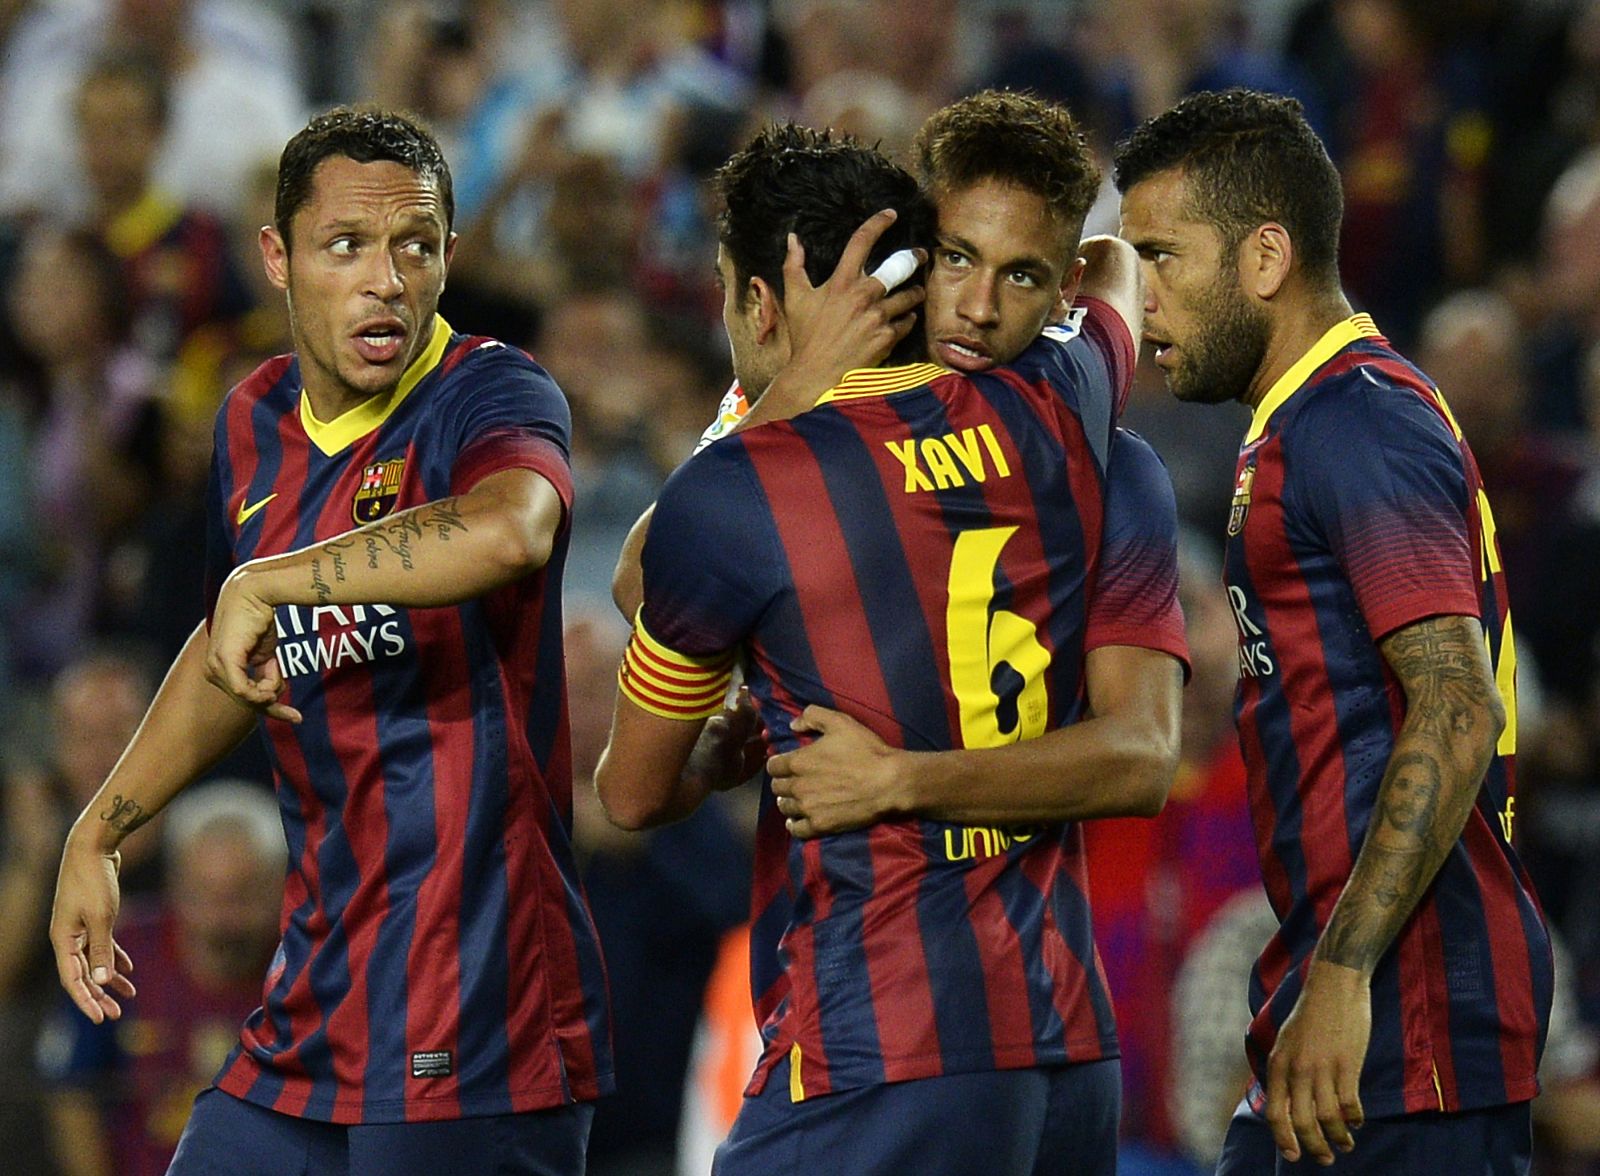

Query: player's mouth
[934,336,994,373]
[351,318,409,365]
[1146,333,1175,368]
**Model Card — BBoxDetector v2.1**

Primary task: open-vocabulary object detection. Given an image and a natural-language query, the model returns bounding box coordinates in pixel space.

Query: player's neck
[1244,290,1355,409]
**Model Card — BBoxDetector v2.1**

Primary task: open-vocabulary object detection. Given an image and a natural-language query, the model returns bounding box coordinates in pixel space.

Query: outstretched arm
[207,467,562,718]
[1264,612,1504,1166]
[768,643,1182,835]
[51,622,261,1023]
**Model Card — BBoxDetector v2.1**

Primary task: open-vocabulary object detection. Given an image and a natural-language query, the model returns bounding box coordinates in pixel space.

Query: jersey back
[636,303,1137,1099]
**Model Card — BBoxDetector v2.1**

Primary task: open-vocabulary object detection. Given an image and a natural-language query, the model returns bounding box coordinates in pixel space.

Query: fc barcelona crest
[1227,464,1256,536]
[353,457,406,523]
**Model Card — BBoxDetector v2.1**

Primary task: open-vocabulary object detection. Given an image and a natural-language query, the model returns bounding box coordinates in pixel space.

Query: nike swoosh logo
[236,493,277,526]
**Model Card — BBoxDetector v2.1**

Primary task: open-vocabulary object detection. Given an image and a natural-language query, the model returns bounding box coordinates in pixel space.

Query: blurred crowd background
[1,0,1599,1172]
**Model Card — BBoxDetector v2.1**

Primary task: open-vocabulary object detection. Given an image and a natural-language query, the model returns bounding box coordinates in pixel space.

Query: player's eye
[1007,270,1040,289]
[401,240,435,260]
[938,249,970,269]
[329,237,359,257]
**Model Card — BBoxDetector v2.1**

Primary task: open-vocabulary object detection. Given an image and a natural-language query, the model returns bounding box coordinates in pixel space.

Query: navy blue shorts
[713,1057,1120,1176]
[167,1087,594,1176]
[1215,1097,1531,1176]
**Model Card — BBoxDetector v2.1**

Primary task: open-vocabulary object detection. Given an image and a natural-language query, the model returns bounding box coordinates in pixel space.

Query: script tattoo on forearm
[1316,616,1500,973]
[99,794,151,837]
[358,498,471,574]
[310,557,332,604]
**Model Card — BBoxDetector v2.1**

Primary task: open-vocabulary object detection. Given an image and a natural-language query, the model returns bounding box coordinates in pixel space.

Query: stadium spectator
[0,0,305,221]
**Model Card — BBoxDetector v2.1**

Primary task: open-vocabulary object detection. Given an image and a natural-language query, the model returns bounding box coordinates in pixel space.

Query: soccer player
[47,107,610,1176]
[748,91,1194,844]
[594,121,1184,1175]
[1113,89,1552,1173]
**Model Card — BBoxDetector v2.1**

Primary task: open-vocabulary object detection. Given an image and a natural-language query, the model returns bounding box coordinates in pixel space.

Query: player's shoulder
[1291,351,1453,444]
[217,351,295,431]
[224,351,295,407]
[1111,427,1162,464]
[444,332,556,387]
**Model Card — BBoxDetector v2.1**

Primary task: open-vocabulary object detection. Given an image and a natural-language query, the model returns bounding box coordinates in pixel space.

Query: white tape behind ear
[868,248,920,293]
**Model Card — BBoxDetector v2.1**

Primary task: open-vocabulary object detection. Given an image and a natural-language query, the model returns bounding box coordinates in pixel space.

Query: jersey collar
[299,315,452,456]
[814,362,948,404]
[1243,313,1382,445]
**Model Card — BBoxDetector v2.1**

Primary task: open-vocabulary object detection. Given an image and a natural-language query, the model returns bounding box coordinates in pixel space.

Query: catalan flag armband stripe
[617,616,734,720]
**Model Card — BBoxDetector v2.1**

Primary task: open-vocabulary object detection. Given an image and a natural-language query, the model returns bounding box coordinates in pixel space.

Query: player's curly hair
[274,106,454,247]
[1112,88,1343,284]
[713,123,935,364]
[913,89,1101,239]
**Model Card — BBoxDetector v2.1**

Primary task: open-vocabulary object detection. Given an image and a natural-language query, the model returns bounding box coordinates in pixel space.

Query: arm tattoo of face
[1315,616,1496,973]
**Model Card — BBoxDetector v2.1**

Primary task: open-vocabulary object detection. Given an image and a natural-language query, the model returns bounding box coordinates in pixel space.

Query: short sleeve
[1070,296,1136,418]
[1086,430,1190,673]
[1004,297,1134,473]
[1293,383,1478,641]
[631,442,781,677]
[446,344,574,515]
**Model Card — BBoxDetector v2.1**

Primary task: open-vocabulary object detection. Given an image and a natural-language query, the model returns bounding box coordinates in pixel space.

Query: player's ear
[750,275,782,345]
[260,225,289,292]
[1051,255,1087,324]
[1243,222,1292,300]
[443,231,459,269]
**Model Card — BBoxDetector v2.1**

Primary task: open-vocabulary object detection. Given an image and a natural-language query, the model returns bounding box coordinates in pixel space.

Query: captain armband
[618,613,736,720]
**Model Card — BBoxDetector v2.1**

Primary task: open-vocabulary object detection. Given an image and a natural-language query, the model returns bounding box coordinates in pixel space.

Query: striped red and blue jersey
[1225,314,1552,1117]
[623,301,1188,1101]
[202,316,613,1124]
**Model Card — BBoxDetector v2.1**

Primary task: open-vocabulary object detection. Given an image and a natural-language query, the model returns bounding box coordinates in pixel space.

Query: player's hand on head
[767,705,906,838]
[1264,958,1369,1166]
[206,568,302,724]
[49,841,136,1024]
[767,211,926,418]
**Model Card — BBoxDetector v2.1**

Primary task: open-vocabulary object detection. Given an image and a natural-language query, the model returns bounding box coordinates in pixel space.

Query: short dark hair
[274,106,454,247]
[913,89,1101,240]
[79,50,170,128]
[1112,88,1343,282]
[713,123,934,363]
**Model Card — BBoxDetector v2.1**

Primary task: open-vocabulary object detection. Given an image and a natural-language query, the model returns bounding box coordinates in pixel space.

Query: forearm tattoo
[314,498,471,589]
[310,557,332,604]
[1316,616,1499,973]
[99,794,151,838]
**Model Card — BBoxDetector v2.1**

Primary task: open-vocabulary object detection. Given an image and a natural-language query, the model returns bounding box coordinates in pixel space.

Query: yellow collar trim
[1244,314,1381,444]
[104,188,183,258]
[299,315,452,456]
[814,362,947,404]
